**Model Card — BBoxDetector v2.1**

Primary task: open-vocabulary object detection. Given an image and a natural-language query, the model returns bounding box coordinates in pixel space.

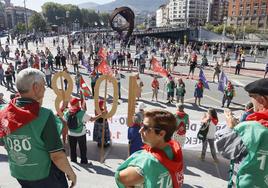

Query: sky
[11,0,114,12]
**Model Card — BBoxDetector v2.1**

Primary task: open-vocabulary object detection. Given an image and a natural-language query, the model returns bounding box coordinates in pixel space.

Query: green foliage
[29,13,47,32]
[41,2,108,30]
[204,23,214,31]
[213,25,224,34]
[244,25,257,34]
[225,25,236,34]
[99,12,110,27]
[137,24,145,30]
[80,9,99,28]
[0,2,4,12]
[15,23,26,34]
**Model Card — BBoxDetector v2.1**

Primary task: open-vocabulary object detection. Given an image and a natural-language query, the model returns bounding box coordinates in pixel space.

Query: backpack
[197,121,209,141]
[67,111,79,130]
[170,80,175,89]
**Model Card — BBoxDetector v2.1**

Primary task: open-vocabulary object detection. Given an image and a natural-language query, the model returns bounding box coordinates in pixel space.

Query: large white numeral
[6,137,13,150]
[6,137,32,152]
[13,139,22,152]
[157,177,164,188]
[257,154,266,170]
[21,138,31,151]
[157,174,172,188]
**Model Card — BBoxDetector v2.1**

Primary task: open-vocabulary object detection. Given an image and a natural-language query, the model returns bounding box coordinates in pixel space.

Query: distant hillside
[78,2,99,9]
[78,0,167,12]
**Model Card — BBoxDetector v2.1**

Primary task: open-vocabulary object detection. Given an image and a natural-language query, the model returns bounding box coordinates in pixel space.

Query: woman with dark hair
[93,100,111,147]
[200,108,219,163]
[194,79,204,106]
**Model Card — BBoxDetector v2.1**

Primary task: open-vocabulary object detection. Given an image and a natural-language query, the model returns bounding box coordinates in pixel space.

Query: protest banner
[86,115,228,151]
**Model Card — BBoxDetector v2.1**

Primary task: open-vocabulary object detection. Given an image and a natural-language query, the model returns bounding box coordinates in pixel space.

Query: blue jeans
[118,82,121,99]
[17,162,68,188]
[46,75,52,88]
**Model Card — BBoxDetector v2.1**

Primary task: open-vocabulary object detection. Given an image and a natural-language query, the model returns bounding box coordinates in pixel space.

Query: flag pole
[100,78,108,163]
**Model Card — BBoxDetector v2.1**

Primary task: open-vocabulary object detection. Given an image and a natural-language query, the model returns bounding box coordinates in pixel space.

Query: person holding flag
[194,79,204,106]
[80,76,91,99]
[222,81,235,108]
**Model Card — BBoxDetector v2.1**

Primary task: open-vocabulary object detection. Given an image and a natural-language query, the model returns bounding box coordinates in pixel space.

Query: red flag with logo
[98,48,107,60]
[80,76,91,97]
[97,60,113,76]
[151,57,168,77]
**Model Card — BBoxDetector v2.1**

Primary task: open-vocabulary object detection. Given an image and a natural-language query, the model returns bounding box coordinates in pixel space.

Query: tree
[244,25,257,34]
[29,13,47,32]
[213,25,224,34]
[204,23,214,31]
[99,12,110,27]
[41,2,66,25]
[15,23,26,34]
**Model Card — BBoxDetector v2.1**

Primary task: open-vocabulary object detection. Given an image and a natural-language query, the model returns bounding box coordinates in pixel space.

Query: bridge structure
[86,27,268,48]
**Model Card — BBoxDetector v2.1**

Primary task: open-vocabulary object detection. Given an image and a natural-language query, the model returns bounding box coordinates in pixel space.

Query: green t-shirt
[64,110,86,134]
[115,146,174,188]
[234,121,268,188]
[2,98,63,181]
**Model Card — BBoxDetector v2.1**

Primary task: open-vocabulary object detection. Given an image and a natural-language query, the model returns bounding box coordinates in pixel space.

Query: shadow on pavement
[75,162,115,177]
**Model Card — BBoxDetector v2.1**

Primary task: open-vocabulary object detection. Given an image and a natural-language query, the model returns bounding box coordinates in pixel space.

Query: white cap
[138,102,146,110]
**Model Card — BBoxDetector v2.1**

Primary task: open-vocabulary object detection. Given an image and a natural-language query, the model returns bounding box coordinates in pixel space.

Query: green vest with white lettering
[3,108,52,181]
[234,121,268,188]
[115,146,174,188]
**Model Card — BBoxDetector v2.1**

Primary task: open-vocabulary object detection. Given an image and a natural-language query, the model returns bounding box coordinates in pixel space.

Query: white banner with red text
[85,115,229,151]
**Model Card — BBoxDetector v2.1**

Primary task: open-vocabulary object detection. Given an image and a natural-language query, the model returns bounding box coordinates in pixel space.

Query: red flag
[97,60,113,76]
[80,76,91,97]
[98,48,107,60]
[151,57,168,77]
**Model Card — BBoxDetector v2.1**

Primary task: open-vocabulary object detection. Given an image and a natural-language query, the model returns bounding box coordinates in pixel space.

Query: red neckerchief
[197,82,203,88]
[211,117,218,126]
[176,111,186,119]
[131,123,141,127]
[143,140,184,188]
[0,98,40,138]
[246,110,268,128]
[69,106,81,114]
[175,112,186,135]
[227,84,233,91]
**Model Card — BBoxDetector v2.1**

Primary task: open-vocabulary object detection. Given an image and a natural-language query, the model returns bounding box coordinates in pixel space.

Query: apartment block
[227,0,268,29]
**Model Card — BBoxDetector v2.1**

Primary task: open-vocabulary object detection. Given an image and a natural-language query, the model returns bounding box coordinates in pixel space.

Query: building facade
[156,4,169,27]
[168,0,187,27]
[156,0,209,28]
[209,0,229,25]
[227,0,268,29]
[0,0,35,31]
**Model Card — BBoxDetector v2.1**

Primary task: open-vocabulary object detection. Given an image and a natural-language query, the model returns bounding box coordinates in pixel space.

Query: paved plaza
[0,35,266,187]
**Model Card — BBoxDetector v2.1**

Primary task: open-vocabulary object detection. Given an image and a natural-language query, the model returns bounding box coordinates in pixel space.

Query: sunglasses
[141,123,162,132]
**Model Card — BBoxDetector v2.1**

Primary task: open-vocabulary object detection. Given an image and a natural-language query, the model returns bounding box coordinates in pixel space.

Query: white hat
[138,102,146,110]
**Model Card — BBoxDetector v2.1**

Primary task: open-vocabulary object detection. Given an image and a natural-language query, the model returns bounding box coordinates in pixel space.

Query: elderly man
[115,109,184,188]
[217,78,268,188]
[0,68,76,187]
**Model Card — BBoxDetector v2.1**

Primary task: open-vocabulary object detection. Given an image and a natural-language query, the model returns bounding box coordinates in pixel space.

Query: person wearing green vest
[172,103,189,147]
[0,68,76,188]
[115,109,184,188]
[217,78,268,188]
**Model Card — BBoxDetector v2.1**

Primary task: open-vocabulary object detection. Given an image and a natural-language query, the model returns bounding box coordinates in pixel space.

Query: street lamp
[66,11,70,33]
[243,25,246,44]
[222,16,227,43]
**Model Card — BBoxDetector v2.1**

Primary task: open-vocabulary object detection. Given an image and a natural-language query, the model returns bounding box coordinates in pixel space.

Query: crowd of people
[0,32,267,188]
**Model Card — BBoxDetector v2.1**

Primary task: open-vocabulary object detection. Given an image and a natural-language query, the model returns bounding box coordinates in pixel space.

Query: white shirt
[206,120,216,139]
[68,113,91,137]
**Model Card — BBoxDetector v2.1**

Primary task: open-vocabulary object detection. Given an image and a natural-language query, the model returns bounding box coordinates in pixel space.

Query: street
[0,35,265,188]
